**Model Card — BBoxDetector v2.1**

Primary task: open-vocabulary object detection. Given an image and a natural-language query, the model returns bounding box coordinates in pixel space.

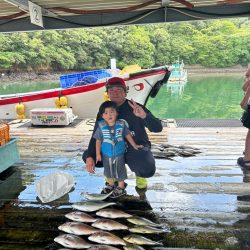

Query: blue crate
[0,138,20,173]
[60,69,112,89]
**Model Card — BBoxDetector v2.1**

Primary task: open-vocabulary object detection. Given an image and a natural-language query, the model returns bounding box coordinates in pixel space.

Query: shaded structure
[0,0,249,32]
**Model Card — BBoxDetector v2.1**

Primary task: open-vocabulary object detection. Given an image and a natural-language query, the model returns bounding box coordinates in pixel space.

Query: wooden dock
[0,119,250,249]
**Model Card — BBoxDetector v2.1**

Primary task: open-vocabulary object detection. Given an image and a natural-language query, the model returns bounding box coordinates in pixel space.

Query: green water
[0,75,244,119]
[147,74,244,119]
[0,80,59,95]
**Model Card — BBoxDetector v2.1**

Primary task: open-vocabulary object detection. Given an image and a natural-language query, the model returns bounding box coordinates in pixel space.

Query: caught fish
[54,233,93,249]
[127,216,161,227]
[72,201,116,212]
[82,191,113,201]
[96,208,132,219]
[89,245,120,250]
[123,234,162,246]
[88,231,126,245]
[58,222,100,235]
[128,225,170,234]
[91,218,128,231]
[124,244,146,250]
[65,211,97,223]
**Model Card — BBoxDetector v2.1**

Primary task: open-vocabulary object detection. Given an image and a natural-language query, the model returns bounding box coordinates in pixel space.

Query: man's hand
[133,144,144,150]
[85,157,95,174]
[128,99,146,119]
[96,154,102,163]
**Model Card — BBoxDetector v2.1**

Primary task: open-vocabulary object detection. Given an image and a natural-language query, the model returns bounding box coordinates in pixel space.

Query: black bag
[241,105,250,129]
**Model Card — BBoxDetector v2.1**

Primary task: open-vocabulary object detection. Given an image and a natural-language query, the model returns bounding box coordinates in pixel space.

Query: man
[83,77,163,192]
[238,67,250,169]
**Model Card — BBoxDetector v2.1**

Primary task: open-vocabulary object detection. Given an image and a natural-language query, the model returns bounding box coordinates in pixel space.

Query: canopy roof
[0,0,249,32]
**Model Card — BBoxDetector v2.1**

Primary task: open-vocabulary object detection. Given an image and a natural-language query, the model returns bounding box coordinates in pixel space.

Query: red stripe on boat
[0,70,166,106]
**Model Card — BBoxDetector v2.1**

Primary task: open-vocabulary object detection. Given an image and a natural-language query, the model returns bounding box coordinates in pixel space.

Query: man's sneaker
[110,187,127,198]
[135,186,147,200]
[101,184,114,194]
[136,176,148,189]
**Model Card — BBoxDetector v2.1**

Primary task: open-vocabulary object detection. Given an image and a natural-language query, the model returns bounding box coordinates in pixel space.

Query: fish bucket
[35,171,74,203]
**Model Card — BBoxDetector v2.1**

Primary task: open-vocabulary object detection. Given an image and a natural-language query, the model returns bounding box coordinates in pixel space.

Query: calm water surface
[147,74,244,119]
[0,80,59,94]
[0,74,244,119]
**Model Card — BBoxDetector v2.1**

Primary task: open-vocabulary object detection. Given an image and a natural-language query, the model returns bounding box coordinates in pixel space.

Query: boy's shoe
[136,176,148,189]
[105,181,128,189]
[110,187,127,198]
[101,184,115,194]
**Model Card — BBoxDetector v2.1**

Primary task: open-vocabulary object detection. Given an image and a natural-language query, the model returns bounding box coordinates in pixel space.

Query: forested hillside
[0,18,249,72]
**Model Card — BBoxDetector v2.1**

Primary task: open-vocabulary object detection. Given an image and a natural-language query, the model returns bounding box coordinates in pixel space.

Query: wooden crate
[0,123,10,146]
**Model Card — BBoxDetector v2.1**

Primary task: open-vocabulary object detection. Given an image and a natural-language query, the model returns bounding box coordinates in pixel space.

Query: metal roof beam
[0,3,249,33]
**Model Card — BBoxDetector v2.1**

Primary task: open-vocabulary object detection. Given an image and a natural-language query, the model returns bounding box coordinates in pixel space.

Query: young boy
[93,100,143,198]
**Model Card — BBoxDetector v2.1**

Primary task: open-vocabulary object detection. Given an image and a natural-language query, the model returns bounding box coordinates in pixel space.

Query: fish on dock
[89,245,120,250]
[88,231,126,245]
[127,216,162,227]
[91,218,128,231]
[123,244,146,250]
[54,233,93,249]
[58,222,100,235]
[81,191,114,201]
[72,201,116,212]
[96,208,132,219]
[123,234,162,245]
[65,211,97,223]
[128,225,170,234]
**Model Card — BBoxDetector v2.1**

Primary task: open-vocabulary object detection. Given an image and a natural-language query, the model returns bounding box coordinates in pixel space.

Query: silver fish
[82,191,113,201]
[91,218,128,231]
[128,225,170,234]
[123,234,162,246]
[58,222,100,235]
[127,216,161,227]
[123,244,146,250]
[96,208,132,219]
[88,231,126,246]
[89,245,120,250]
[54,233,93,249]
[65,211,97,223]
[72,201,116,212]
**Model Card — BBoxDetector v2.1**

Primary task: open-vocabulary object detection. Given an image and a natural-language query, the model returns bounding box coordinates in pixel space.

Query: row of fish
[59,216,169,234]
[55,232,163,249]
[54,195,169,249]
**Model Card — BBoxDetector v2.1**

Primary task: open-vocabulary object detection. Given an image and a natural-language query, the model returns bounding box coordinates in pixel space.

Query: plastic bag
[35,171,74,203]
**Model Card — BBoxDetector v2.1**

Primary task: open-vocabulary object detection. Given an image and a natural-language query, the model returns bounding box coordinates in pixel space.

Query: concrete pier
[0,119,249,249]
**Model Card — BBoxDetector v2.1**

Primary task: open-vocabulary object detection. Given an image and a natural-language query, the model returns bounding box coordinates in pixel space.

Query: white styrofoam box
[30,108,77,126]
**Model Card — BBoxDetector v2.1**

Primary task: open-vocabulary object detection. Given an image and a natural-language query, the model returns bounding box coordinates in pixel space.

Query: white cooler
[30,108,77,126]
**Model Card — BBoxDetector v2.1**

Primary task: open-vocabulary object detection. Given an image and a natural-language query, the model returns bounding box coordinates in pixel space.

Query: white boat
[0,66,170,120]
[168,60,187,83]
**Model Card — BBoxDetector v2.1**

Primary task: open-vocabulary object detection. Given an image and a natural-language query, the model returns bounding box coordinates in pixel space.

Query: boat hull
[0,66,170,119]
